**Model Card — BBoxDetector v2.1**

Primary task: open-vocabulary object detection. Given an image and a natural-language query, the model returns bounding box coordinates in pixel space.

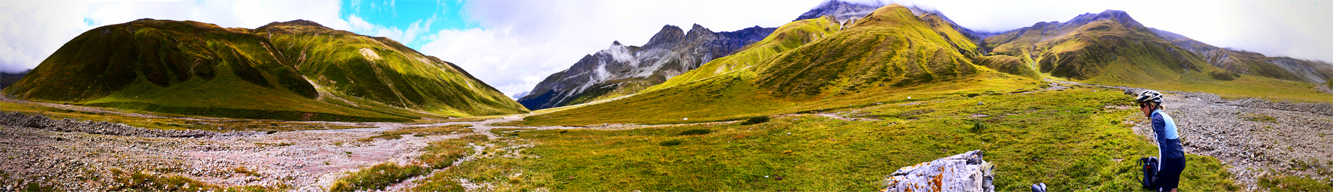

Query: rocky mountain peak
[645,25,686,48]
[258,19,330,29]
[793,0,883,21]
[685,23,714,39]
[1067,10,1141,28]
[612,40,622,46]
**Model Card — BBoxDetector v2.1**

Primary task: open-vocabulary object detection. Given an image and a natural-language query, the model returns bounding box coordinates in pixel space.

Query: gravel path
[1145,91,1333,190]
[1047,80,1333,190]
[0,109,726,191]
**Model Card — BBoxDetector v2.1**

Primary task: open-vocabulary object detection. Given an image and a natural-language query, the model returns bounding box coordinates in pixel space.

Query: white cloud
[420,0,827,96]
[0,0,348,73]
[0,1,94,72]
[346,15,433,46]
[906,0,1332,62]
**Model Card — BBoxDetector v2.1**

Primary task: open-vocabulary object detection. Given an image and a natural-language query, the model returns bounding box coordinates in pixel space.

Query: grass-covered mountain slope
[3,19,526,121]
[516,24,775,110]
[982,10,1212,82]
[754,5,984,97]
[650,4,997,93]
[644,16,844,93]
[1151,28,1333,84]
[520,4,1047,126]
[982,10,1333,102]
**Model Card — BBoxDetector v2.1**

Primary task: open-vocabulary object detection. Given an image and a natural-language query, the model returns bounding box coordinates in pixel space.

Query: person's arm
[1152,113,1167,147]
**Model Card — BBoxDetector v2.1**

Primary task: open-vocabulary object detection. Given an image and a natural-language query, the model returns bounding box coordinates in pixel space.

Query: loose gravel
[1056,81,1333,190]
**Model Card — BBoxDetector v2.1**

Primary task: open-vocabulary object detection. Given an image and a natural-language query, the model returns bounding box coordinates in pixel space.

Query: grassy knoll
[418,87,1237,191]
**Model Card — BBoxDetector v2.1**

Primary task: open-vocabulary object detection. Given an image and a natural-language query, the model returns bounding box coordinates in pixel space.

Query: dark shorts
[1158,157,1186,190]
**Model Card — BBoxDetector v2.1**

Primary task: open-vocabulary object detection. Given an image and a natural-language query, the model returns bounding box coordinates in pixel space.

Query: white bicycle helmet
[1136,90,1163,105]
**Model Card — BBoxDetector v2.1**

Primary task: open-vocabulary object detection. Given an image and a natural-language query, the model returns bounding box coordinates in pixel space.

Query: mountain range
[522,1,1333,125]
[3,19,527,121]
[1149,28,1333,84]
[4,0,1329,122]
[515,24,775,110]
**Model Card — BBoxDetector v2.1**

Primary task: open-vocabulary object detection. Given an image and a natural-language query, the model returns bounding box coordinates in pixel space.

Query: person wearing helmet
[1137,90,1185,192]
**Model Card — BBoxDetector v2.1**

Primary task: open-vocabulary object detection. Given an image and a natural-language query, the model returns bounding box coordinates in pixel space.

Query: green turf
[416,87,1237,191]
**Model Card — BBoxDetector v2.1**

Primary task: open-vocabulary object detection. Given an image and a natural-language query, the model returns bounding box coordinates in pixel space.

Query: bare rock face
[792,0,881,21]
[517,24,775,110]
[882,150,995,192]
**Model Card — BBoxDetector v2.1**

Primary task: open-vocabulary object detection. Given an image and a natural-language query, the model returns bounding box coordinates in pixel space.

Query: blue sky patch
[340,0,479,49]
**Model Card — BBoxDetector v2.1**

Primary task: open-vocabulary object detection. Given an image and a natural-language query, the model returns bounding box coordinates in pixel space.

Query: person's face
[1139,102,1153,117]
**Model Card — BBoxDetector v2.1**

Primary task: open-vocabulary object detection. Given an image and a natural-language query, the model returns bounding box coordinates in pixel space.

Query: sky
[1,0,1330,98]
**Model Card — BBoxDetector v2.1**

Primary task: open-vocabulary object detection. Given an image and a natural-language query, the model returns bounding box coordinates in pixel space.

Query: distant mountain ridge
[795,0,999,41]
[981,9,1333,87]
[0,71,26,89]
[516,24,775,110]
[1149,28,1333,84]
[516,2,1333,129]
[517,0,1008,110]
[793,0,883,22]
[980,10,1218,83]
[4,19,527,121]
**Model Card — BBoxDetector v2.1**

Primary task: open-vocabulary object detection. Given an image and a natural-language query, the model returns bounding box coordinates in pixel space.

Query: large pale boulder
[882,150,995,192]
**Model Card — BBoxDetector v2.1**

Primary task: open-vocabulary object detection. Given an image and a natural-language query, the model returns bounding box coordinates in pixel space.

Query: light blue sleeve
[1154,110,1179,139]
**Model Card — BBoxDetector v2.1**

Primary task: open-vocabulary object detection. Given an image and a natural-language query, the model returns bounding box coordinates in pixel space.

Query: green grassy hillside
[3,19,526,121]
[754,5,982,97]
[645,16,842,92]
[983,11,1333,103]
[520,5,1044,126]
[1152,28,1333,84]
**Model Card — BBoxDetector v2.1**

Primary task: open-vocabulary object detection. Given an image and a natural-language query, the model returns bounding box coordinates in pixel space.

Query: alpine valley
[2,1,1331,191]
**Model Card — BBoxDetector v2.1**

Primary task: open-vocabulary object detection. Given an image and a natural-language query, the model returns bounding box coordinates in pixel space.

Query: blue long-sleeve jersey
[1152,109,1185,159]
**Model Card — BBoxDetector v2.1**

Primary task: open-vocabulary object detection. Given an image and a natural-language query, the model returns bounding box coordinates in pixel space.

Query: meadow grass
[417,87,1237,191]
[412,134,553,192]
[520,69,1043,126]
[328,162,428,192]
[1258,175,1333,191]
[1094,74,1333,103]
[330,134,483,191]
